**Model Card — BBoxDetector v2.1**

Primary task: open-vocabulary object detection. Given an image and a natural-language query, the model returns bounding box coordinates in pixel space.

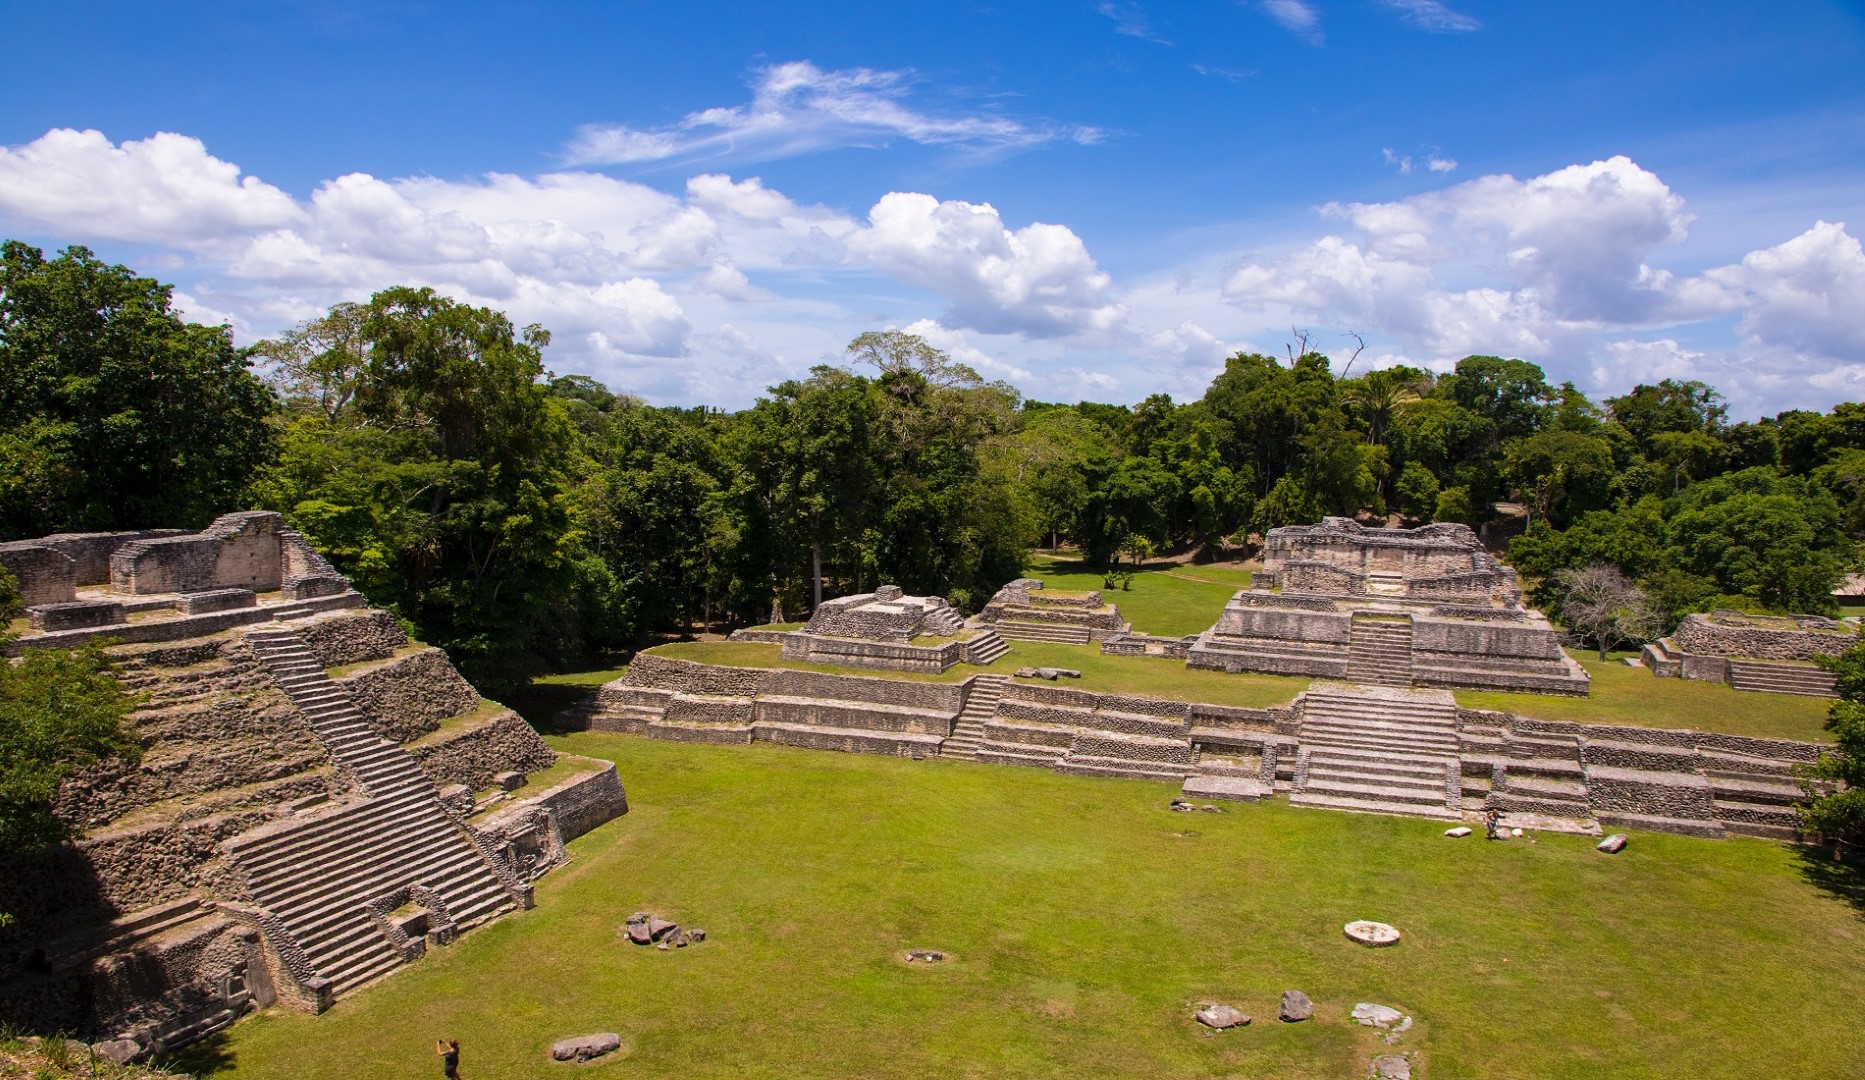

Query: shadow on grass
[164,1028,234,1076]
[1794,843,1865,917]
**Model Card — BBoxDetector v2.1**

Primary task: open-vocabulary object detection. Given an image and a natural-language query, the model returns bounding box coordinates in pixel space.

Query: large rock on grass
[551,1033,622,1062]
[1278,990,1313,1022]
[1194,1004,1250,1029]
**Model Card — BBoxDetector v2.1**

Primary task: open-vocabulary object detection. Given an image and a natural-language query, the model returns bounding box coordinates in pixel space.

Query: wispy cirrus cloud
[1097,2,1171,44]
[1260,0,1323,44]
[563,61,1102,167]
[1379,0,1481,33]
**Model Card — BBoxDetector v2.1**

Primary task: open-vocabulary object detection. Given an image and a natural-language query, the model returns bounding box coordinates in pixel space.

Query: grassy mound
[180,736,1865,1080]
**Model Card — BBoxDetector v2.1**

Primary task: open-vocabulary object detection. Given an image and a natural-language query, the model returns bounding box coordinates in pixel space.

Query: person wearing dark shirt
[437,1038,462,1078]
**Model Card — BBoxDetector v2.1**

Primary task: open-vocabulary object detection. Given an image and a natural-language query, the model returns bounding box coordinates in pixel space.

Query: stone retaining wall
[334,647,480,743]
[110,512,285,596]
[1673,612,1852,661]
[623,653,771,695]
[779,633,960,673]
[410,711,558,792]
[296,610,408,668]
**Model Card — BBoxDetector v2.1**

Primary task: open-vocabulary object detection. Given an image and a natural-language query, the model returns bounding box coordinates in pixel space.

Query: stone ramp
[1290,687,1461,820]
[941,675,1007,759]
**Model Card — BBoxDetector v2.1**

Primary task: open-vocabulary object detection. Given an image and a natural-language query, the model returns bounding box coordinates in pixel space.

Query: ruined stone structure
[766,585,1009,672]
[572,655,1817,839]
[974,579,1129,644]
[1186,519,1589,695]
[1642,611,1847,697]
[0,513,627,1060]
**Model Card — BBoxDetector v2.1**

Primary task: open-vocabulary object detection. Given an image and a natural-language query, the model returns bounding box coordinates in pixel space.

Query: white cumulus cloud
[848,192,1126,338]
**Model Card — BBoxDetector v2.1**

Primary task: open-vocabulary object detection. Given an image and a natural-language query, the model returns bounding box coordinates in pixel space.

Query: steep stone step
[994,620,1092,645]
[1287,792,1461,820]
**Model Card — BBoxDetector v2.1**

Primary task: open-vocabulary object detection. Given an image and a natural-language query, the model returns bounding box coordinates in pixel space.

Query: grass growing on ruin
[184,735,1865,1080]
[642,640,979,681]
[630,639,1308,709]
[1457,650,1835,743]
[1000,641,1306,709]
[1025,557,1246,637]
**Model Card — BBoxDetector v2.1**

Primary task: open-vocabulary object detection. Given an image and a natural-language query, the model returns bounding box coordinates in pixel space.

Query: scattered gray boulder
[688,927,707,942]
[1371,1054,1411,1079]
[648,917,679,941]
[1278,990,1313,1023]
[904,949,947,962]
[1597,833,1628,854]
[1169,800,1194,812]
[1444,826,1472,837]
[1343,920,1402,946]
[91,1038,143,1065]
[550,1032,622,1062]
[1194,1004,1250,1029]
[625,921,652,945]
[1013,666,1083,680]
[1351,1003,1405,1028]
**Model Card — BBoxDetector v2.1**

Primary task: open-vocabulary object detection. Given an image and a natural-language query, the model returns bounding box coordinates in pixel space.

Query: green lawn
[1457,650,1836,744]
[1025,557,1246,637]
[998,640,1306,709]
[180,735,1865,1080]
[630,639,1308,710]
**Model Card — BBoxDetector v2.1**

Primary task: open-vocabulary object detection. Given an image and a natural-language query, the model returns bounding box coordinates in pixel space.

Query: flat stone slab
[1372,1054,1412,1079]
[1194,1004,1250,1029]
[1279,990,1313,1023]
[1443,826,1472,837]
[1182,775,1270,802]
[550,1033,621,1062]
[1352,1003,1405,1028]
[1344,920,1401,947]
[1495,811,1603,836]
[1597,833,1629,853]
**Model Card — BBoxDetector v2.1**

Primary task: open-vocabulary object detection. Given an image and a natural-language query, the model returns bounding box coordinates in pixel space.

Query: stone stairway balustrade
[941,675,1008,760]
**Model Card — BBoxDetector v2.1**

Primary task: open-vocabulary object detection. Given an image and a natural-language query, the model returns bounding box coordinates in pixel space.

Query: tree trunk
[811,541,823,612]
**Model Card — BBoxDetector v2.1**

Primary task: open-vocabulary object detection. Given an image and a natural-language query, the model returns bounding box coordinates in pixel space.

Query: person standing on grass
[437,1038,463,1079]
[1484,808,1501,840]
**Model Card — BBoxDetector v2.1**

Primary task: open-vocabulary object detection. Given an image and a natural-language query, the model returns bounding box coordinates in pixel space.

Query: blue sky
[3,1,1862,416]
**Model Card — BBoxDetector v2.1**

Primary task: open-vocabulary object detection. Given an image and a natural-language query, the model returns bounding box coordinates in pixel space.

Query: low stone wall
[1214,604,1352,643]
[1100,631,1194,659]
[727,628,794,645]
[1511,717,1827,763]
[110,512,286,596]
[410,711,558,791]
[1584,766,1718,821]
[335,648,481,743]
[2,591,366,657]
[779,633,960,673]
[485,759,628,844]
[1672,612,1852,661]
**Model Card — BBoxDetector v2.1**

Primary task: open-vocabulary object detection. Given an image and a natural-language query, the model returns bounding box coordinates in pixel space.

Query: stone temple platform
[770,585,1008,673]
[1642,610,1845,697]
[1187,518,1589,695]
[974,578,1129,645]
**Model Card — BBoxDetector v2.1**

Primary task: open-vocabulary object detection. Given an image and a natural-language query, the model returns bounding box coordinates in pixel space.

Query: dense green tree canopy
[0,242,276,539]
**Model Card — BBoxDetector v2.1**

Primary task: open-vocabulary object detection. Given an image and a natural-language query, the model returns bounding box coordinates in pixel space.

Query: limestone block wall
[1672,613,1852,661]
[1279,560,1366,596]
[334,647,480,743]
[110,512,286,596]
[530,761,628,841]
[1215,602,1352,643]
[1411,616,1566,661]
[0,543,79,606]
[624,653,773,696]
[767,669,968,711]
[295,610,409,667]
[1584,767,1718,820]
[779,634,960,673]
[409,711,558,792]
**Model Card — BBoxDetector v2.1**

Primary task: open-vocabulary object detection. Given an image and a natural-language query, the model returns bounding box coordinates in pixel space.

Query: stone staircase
[941,675,1007,760]
[1290,689,1461,820]
[244,627,433,795]
[921,603,966,636]
[1346,615,1414,687]
[1727,660,1838,698]
[962,629,1011,665]
[225,788,518,996]
[233,627,521,998]
[994,619,1092,645]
